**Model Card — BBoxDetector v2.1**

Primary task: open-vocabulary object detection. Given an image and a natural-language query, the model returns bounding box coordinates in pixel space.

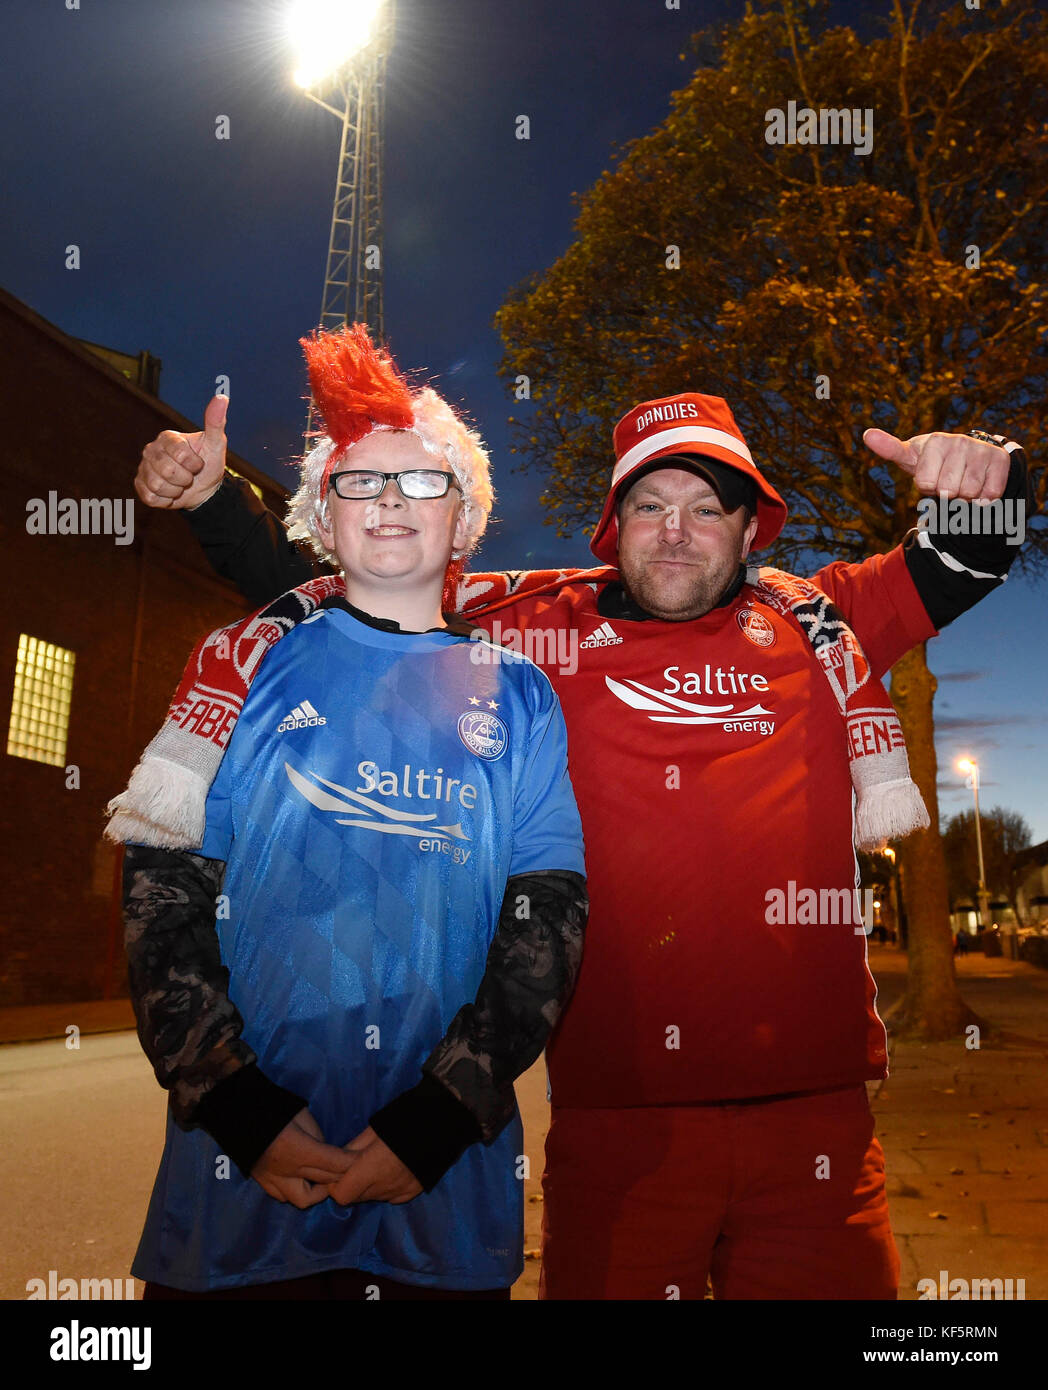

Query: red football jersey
[462,546,934,1106]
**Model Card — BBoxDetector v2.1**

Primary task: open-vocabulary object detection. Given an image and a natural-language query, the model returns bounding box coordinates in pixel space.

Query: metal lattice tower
[299,2,395,444]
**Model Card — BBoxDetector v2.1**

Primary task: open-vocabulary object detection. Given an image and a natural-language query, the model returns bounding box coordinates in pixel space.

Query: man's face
[317,431,469,589]
[616,466,759,621]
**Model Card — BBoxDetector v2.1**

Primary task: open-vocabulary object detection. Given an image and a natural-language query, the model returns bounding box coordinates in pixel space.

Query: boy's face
[317,431,469,590]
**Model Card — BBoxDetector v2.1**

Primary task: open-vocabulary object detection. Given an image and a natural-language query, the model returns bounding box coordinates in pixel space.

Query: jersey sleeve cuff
[369,1073,483,1192]
[193,1063,309,1179]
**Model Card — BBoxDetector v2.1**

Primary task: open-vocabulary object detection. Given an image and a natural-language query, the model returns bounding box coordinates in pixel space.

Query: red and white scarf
[106,576,344,849]
[106,567,926,852]
[747,566,928,849]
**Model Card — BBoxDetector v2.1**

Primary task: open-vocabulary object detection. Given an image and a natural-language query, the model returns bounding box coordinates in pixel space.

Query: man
[109,326,587,1298]
[135,375,1031,1300]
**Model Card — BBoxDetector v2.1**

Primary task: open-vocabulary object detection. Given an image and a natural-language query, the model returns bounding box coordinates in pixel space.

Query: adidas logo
[580,621,623,649]
[277,699,328,733]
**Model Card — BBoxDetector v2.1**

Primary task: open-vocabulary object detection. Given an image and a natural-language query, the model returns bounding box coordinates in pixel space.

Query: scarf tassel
[854,777,929,852]
[105,755,208,850]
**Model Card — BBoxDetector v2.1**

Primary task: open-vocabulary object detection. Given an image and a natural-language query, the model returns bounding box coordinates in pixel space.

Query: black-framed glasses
[328,469,462,501]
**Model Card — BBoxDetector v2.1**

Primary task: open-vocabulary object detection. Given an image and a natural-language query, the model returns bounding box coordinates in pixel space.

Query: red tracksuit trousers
[539,1083,899,1300]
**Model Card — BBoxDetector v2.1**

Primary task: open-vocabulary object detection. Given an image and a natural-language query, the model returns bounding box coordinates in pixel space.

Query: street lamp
[882,845,901,946]
[957,757,991,930]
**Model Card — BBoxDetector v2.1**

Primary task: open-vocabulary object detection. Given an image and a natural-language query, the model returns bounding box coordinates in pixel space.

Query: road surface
[0,1031,550,1300]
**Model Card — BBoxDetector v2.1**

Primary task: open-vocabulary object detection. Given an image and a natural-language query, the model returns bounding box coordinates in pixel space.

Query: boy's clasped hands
[250,1109,423,1210]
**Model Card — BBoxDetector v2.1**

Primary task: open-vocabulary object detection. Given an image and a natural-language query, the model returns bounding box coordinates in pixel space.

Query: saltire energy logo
[605,673,775,734]
[284,762,474,864]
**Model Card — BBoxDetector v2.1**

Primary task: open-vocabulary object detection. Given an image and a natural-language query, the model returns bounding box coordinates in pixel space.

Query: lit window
[7,635,75,766]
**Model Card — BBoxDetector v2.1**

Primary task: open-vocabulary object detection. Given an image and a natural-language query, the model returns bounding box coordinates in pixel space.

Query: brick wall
[0,289,288,1004]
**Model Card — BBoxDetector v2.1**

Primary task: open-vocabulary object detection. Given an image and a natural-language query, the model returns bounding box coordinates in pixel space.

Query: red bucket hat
[590,392,788,565]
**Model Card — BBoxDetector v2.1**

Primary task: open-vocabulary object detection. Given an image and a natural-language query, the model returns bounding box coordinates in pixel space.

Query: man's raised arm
[134,396,326,607]
[809,427,1034,678]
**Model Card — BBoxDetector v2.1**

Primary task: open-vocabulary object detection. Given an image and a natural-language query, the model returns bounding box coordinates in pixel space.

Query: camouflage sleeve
[123,843,257,1125]
[369,869,588,1190]
[425,869,588,1136]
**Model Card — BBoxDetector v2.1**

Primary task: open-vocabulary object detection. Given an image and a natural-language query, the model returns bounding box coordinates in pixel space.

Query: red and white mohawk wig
[286,323,493,565]
[301,323,414,496]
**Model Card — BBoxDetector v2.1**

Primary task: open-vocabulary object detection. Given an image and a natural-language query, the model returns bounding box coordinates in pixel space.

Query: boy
[107,325,587,1298]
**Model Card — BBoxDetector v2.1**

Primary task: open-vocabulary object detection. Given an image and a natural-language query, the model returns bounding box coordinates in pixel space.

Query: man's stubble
[618,548,743,622]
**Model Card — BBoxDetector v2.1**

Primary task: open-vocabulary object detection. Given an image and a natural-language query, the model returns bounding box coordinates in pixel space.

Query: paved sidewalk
[867,945,1048,1301]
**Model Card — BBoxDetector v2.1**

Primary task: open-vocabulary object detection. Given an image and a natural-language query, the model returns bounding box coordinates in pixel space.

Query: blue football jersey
[132,605,585,1291]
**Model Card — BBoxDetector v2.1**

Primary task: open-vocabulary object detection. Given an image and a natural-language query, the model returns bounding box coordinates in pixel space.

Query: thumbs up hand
[135,395,229,510]
[863,428,1010,503]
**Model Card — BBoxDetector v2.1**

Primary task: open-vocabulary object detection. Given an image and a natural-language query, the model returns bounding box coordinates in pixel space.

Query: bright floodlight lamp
[289,0,394,442]
[287,0,386,89]
[957,757,975,775]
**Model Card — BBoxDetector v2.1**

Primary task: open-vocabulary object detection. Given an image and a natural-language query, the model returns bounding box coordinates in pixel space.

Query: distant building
[1016,840,1048,927]
[0,286,295,1005]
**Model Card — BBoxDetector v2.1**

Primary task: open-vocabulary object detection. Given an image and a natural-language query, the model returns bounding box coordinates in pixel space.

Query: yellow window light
[6,635,75,767]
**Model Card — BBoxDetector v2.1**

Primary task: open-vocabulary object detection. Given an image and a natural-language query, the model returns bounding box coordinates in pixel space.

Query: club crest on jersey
[458,710,509,761]
[737,608,775,648]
